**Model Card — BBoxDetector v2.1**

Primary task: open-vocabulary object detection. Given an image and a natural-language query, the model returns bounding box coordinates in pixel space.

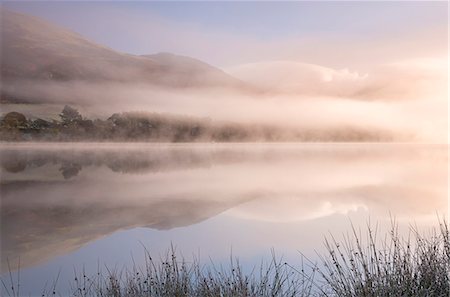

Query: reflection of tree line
[1,145,419,179]
[0,148,245,179]
[0,105,394,142]
[59,162,82,179]
[1,151,83,179]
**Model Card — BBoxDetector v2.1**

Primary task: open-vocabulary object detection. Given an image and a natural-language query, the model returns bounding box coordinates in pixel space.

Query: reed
[2,220,448,297]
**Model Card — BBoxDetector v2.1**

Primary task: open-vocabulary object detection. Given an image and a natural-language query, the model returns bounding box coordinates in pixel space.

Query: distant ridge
[0,9,246,103]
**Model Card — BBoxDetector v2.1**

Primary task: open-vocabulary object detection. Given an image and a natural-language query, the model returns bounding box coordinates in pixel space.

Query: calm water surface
[0,143,448,295]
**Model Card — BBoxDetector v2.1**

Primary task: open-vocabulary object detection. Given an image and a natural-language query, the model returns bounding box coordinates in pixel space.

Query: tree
[1,112,27,129]
[60,105,82,126]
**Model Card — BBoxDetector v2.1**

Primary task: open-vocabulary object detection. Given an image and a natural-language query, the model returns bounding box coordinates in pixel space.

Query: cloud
[226,61,368,96]
[226,57,448,101]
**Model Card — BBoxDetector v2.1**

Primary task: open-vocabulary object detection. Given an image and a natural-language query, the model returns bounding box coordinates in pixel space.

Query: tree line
[0,105,393,142]
[0,105,266,142]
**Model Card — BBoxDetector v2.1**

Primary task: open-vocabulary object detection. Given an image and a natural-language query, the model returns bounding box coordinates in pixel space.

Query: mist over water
[0,143,447,294]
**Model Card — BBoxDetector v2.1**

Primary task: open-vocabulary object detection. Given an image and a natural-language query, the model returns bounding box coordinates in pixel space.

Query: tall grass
[2,221,449,297]
[65,247,314,297]
[317,219,449,297]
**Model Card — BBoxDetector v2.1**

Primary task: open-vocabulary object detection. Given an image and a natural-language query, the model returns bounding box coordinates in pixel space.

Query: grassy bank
[2,221,449,297]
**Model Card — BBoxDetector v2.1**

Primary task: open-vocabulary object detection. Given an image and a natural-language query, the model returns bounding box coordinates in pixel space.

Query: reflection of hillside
[0,144,447,271]
[1,179,252,271]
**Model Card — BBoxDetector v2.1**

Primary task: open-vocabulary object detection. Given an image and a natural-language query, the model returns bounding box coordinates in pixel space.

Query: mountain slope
[0,9,244,102]
[142,52,241,87]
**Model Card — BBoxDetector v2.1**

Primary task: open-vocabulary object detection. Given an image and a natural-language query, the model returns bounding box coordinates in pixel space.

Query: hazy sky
[3,1,448,68]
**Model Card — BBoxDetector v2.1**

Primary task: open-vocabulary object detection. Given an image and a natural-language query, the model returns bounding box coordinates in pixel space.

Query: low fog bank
[1,56,447,143]
[1,82,445,142]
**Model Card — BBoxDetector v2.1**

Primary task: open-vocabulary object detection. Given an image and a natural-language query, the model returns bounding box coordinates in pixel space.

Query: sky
[3,1,448,68]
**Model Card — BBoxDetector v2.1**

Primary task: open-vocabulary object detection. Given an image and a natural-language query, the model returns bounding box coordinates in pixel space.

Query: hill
[0,9,244,103]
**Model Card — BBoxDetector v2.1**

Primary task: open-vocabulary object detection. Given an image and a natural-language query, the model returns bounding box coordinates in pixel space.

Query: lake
[0,143,448,295]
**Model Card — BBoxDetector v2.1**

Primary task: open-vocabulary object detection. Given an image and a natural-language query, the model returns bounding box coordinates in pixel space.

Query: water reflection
[0,143,447,271]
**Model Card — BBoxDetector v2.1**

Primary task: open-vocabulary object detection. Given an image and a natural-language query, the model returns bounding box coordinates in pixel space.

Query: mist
[2,55,447,143]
